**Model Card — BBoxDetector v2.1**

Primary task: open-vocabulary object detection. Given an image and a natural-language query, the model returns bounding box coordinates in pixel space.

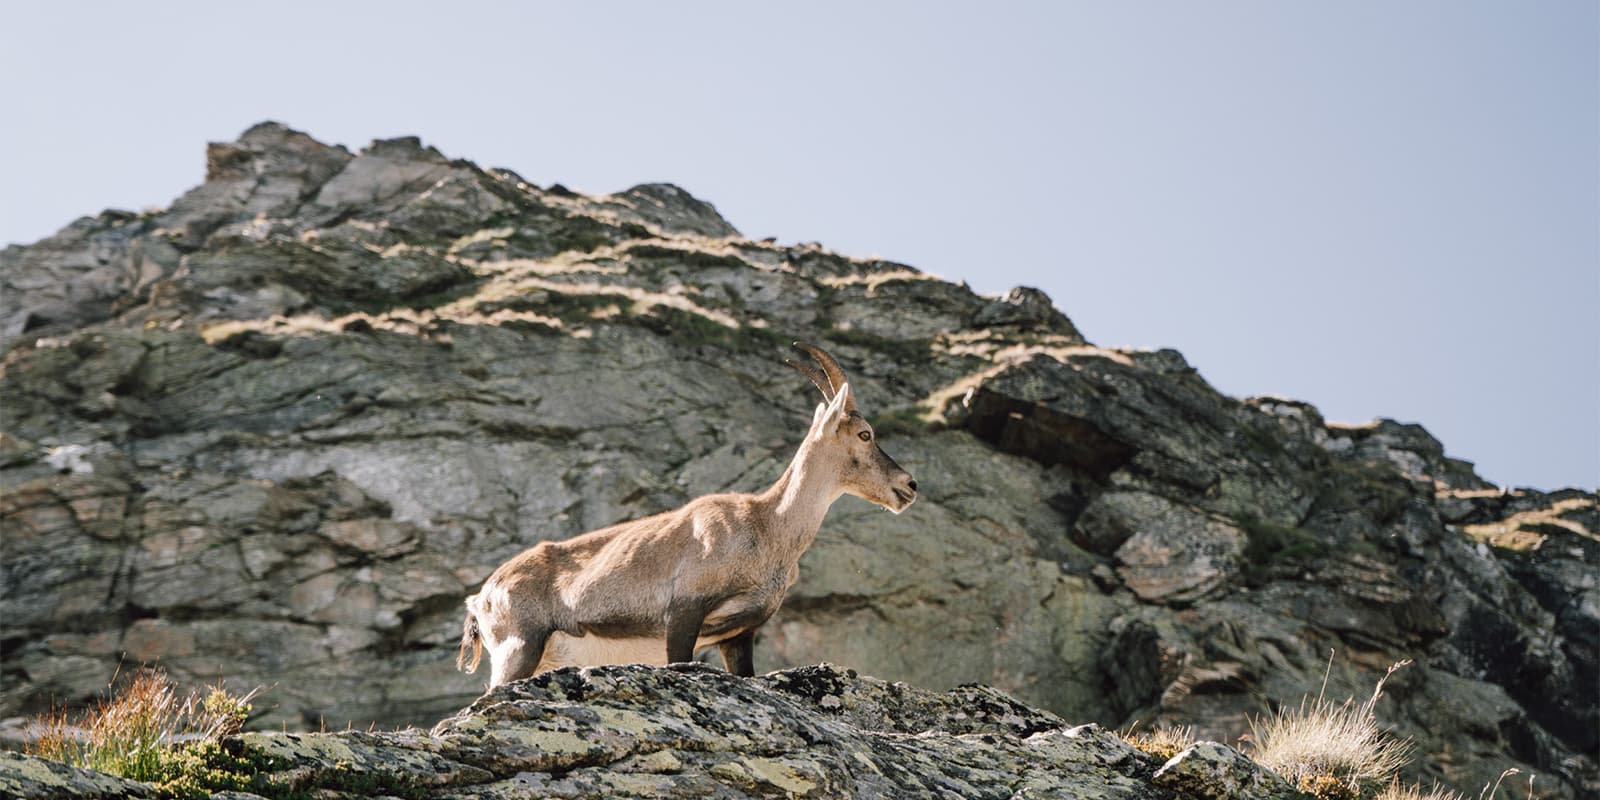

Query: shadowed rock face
[0,123,1594,798]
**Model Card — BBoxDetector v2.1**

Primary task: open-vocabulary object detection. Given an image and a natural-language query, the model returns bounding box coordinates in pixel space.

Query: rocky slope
[1,123,1594,797]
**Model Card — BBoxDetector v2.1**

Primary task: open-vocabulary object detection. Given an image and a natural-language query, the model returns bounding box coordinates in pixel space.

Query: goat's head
[788,342,918,513]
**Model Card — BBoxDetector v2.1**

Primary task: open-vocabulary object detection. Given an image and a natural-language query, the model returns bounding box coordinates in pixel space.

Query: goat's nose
[907,479,918,492]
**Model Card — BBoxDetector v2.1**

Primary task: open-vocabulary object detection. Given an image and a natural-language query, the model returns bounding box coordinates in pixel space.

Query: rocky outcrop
[1,663,1307,799]
[1,123,1594,798]
[0,750,159,800]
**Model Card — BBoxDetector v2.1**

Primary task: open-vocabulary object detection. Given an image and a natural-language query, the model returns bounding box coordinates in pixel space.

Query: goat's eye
[858,430,872,442]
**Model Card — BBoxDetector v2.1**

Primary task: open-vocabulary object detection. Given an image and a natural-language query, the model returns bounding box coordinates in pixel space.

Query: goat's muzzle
[889,475,918,514]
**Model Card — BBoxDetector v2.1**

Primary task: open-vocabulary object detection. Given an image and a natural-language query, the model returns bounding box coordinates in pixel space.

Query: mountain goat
[457,342,917,684]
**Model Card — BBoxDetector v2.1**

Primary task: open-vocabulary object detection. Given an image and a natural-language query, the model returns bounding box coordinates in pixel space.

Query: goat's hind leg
[718,629,756,677]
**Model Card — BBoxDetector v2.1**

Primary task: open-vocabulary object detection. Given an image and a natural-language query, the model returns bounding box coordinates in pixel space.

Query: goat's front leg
[664,598,708,664]
[488,625,551,687]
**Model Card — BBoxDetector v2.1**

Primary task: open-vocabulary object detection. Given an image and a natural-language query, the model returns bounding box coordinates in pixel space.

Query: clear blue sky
[3,2,1595,490]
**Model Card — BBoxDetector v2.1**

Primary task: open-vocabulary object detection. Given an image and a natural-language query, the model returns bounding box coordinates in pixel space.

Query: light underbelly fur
[535,629,739,672]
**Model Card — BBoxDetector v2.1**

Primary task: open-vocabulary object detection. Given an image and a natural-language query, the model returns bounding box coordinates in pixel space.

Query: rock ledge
[3,664,1302,799]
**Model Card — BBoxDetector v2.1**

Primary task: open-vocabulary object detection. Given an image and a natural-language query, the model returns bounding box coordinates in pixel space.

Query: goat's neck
[762,441,842,554]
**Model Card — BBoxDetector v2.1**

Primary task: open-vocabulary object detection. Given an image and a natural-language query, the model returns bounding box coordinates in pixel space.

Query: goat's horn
[791,342,850,401]
[785,350,835,401]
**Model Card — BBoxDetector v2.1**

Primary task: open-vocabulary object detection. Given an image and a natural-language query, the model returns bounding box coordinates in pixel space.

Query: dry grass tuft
[31,669,182,781]
[1478,768,1532,800]
[28,669,258,783]
[1249,659,1414,796]
[1376,768,1534,800]
[1377,776,1467,800]
[1120,723,1198,763]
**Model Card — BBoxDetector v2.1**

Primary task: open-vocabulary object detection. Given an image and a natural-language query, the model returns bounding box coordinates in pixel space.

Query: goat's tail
[457,601,482,674]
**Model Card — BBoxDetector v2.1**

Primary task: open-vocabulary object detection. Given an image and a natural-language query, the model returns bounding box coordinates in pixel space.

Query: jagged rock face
[0,123,1594,798]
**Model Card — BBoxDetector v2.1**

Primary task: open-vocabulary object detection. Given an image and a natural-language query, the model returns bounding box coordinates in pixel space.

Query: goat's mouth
[889,487,917,513]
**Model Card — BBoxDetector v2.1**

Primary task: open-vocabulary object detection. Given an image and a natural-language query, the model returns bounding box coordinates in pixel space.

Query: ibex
[456,343,917,685]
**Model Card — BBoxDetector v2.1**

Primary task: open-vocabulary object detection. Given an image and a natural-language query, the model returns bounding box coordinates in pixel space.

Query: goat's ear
[810,384,852,442]
[807,401,828,440]
[827,383,853,425]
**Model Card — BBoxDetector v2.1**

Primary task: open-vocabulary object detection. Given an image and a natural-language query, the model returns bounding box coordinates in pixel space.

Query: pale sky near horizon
[3,2,1595,490]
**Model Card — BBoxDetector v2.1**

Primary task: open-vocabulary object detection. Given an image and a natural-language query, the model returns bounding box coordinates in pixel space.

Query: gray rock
[1153,741,1306,800]
[1087,491,1246,603]
[0,750,158,800]
[973,286,1081,336]
[599,183,741,238]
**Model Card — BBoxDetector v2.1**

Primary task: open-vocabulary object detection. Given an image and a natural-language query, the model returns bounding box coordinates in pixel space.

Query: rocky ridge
[0,663,1307,799]
[1,123,1595,797]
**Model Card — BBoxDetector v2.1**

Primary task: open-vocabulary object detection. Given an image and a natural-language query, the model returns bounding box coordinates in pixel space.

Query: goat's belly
[535,628,745,672]
[538,632,665,671]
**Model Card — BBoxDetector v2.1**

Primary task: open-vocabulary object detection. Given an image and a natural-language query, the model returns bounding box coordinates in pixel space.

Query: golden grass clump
[1120,723,1198,763]
[31,669,183,781]
[1249,659,1414,797]
[28,669,258,785]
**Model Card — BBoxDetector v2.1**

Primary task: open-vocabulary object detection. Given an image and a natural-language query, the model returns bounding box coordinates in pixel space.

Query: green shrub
[147,739,287,800]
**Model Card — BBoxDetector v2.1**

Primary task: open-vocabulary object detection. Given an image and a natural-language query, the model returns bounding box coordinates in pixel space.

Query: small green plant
[1249,659,1414,797]
[200,685,253,738]
[146,739,286,800]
